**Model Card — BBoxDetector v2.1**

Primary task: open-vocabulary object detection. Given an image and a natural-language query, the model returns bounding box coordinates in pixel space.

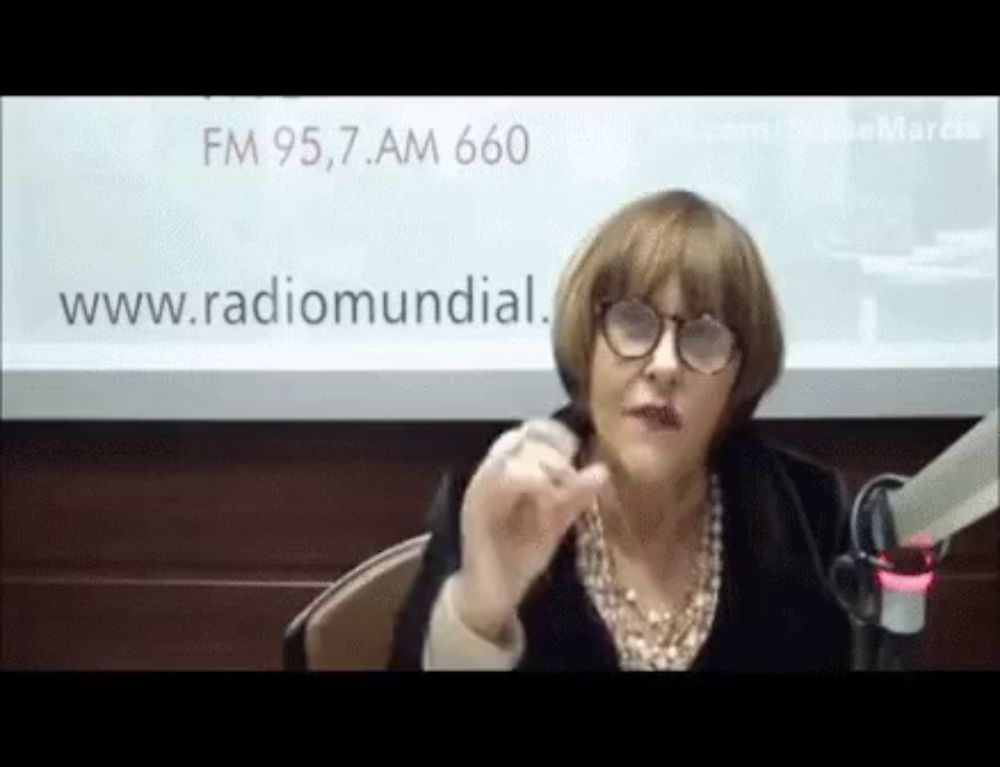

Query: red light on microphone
[875,553,935,593]
[876,569,934,593]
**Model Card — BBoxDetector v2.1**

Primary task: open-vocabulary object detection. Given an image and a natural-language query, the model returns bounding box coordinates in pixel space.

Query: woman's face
[587,275,740,484]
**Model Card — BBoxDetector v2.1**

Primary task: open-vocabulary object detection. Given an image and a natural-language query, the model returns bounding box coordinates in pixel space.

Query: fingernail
[590,463,610,486]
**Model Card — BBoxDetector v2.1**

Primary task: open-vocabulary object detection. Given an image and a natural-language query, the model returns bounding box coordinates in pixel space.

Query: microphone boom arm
[831,408,999,671]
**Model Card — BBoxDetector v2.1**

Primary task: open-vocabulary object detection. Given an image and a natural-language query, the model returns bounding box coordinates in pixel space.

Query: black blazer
[389,408,853,671]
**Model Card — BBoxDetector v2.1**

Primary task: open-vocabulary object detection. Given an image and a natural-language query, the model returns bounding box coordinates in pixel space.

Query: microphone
[831,408,999,670]
[887,408,998,548]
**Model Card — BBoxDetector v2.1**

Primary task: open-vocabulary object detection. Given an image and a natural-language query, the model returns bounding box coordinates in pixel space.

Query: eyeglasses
[596,297,739,375]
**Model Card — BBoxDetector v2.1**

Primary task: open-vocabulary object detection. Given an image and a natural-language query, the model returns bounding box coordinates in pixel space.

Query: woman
[389,189,852,671]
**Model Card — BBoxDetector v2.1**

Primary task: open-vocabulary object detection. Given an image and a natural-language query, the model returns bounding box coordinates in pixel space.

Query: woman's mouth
[626,403,682,431]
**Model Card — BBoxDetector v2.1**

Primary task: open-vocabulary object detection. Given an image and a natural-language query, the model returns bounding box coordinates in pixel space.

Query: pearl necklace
[575,474,724,670]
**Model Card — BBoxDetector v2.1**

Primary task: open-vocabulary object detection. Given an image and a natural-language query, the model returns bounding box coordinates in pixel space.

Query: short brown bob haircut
[552,189,785,433]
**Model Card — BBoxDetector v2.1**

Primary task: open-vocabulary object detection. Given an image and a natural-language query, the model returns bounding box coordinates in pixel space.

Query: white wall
[3,97,997,419]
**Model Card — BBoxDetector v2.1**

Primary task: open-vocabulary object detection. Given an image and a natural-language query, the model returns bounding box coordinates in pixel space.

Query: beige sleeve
[421,574,526,671]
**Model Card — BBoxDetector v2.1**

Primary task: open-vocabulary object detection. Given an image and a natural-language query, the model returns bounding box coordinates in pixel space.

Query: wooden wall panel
[3,418,996,670]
